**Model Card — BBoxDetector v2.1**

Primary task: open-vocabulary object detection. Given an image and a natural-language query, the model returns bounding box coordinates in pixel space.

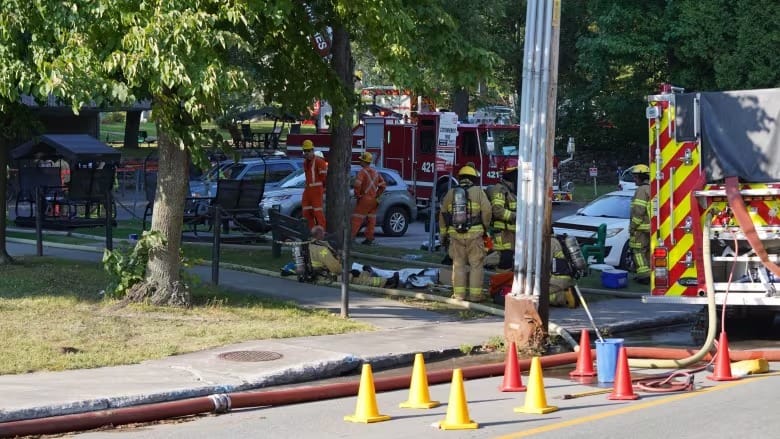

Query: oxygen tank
[452,187,468,229]
[563,235,587,271]
[292,243,306,275]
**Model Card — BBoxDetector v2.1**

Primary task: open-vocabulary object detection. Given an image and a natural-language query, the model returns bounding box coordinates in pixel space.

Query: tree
[0,1,120,265]
[76,1,257,306]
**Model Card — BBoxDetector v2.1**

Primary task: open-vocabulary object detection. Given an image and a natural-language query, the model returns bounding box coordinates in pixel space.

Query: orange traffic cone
[400,353,440,409]
[607,347,640,400]
[499,341,526,392]
[707,332,740,381]
[437,369,478,430]
[344,364,391,423]
[570,330,597,377]
[513,357,558,414]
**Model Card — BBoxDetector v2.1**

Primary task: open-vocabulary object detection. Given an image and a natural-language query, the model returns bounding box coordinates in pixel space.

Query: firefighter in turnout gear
[487,166,518,271]
[308,226,399,288]
[438,165,492,302]
[549,236,577,308]
[629,164,652,284]
[301,140,328,230]
[351,151,386,245]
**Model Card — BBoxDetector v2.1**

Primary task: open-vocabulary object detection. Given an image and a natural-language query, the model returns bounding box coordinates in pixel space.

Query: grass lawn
[571,183,619,203]
[0,257,371,375]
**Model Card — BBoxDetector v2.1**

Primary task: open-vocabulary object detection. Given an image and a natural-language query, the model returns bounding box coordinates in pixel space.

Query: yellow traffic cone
[344,363,391,423]
[400,353,440,409]
[437,369,478,430]
[513,357,558,414]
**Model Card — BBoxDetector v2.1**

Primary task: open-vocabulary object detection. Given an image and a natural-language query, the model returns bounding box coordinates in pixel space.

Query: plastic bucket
[595,338,624,383]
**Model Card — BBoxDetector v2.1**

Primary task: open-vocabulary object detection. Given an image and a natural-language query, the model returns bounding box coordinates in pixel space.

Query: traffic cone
[607,347,640,400]
[437,369,478,430]
[513,357,558,414]
[399,353,440,409]
[499,341,526,392]
[569,330,597,377]
[344,364,391,423]
[707,332,740,381]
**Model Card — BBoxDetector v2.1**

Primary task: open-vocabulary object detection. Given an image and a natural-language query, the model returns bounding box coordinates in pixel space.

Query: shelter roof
[11,134,121,163]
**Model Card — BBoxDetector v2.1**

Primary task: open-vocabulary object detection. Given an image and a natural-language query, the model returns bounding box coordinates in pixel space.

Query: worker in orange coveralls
[351,152,386,245]
[301,139,328,229]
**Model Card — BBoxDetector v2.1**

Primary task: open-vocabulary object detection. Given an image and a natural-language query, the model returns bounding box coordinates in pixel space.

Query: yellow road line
[496,373,778,438]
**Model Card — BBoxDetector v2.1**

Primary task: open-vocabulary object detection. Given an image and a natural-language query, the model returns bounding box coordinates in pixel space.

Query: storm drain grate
[218,350,283,362]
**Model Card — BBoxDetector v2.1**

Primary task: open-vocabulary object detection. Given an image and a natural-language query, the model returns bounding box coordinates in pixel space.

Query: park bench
[12,135,119,231]
[211,178,269,240]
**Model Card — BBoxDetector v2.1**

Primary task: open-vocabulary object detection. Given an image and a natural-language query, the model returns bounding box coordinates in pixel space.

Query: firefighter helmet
[631,164,650,174]
[359,151,373,163]
[302,139,314,151]
[502,166,518,180]
[458,164,479,178]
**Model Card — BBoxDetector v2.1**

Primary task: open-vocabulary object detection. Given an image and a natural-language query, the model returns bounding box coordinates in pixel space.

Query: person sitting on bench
[309,226,399,288]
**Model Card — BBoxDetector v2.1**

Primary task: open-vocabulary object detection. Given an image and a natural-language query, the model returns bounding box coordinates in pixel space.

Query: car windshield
[484,128,520,156]
[279,168,306,188]
[578,194,632,219]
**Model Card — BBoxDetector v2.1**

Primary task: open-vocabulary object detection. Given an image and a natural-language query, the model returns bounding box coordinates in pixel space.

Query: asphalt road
[74,367,780,438]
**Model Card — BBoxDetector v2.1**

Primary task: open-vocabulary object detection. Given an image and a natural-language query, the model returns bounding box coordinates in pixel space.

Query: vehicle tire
[382,205,410,237]
[618,242,635,272]
[290,207,302,219]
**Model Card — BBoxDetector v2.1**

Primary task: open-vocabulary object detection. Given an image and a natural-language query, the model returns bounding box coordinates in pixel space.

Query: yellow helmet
[631,164,650,174]
[302,139,314,151]
[458,165,479,178]
[359,151,373,163]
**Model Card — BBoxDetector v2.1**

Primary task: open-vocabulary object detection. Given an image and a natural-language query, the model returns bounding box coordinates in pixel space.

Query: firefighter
[487,166,518,271]
[629,164,652,284]
[301,139,328,230]
[438,164,492,302]
[308,226,399,288]
[550,236,577,308]
[351,151,386,245]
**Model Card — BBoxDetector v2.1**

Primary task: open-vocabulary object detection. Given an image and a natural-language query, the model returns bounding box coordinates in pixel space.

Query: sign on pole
[589,167,598,177]
[435,112,458,172]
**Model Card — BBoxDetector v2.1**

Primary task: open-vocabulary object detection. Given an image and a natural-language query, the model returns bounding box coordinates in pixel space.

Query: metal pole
[428,166,438,252]
[539,0,562,332]
[522,0,546,298]
[211,206,221,285]
[512,0,540,295]
[531,0,554,299]
[340,224,350,318]
[35,188,43,256]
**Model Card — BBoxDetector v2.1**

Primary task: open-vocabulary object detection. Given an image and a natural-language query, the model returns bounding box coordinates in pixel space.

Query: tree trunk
[326,24,355,252]
[452,87,470,122]
[126,126,191,306]
[124,110,142,149]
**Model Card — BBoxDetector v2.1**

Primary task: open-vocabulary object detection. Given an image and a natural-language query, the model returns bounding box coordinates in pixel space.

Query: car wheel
[382,206,409,237]
[290,207,302,218]
[619,242,635,272]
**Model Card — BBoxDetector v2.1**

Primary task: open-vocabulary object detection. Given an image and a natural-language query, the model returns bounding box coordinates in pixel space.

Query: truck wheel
[382,206,409,237]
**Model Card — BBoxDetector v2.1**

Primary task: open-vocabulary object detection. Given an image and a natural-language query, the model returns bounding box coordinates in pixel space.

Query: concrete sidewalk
[1,241,697,423]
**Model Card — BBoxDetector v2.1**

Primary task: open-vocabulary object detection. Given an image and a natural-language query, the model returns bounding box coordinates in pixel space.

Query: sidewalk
[1,241,698,423]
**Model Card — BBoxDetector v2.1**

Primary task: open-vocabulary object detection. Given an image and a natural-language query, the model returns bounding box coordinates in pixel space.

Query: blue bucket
[595,338,624,383]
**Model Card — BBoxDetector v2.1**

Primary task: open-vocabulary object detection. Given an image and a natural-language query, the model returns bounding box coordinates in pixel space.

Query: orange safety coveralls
[351,166,386,240]
[302,156,328,229]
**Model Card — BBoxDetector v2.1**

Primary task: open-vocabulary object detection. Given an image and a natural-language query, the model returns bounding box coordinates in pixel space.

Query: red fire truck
[643,84,780,332]
[286,112,572,208]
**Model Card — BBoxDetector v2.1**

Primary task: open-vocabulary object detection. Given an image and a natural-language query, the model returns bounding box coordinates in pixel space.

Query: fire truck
[643,84,780,331]
[286,112,573,208]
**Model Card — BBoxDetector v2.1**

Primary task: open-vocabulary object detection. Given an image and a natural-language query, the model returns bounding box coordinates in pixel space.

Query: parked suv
[190,155,302,198]
[261,165,417,236]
